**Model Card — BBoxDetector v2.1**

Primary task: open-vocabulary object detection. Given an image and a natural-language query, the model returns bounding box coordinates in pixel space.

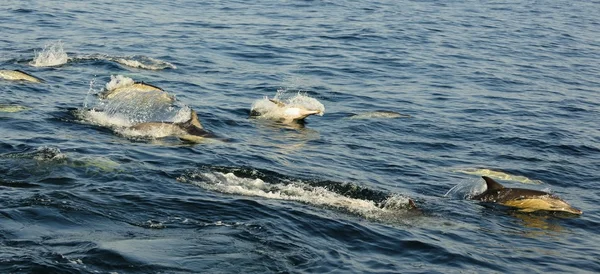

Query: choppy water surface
[1,1,599,273]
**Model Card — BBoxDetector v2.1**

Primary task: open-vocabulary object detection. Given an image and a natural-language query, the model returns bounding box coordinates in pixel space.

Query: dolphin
[0,69,43,83]
[472,176,582,215]
[0,104,31,113]
[129,109,213,142]
[250,97,323,123]
[348,111,411,119]
[453,168,543,184]
[100,81,173,102]
[269,98,323,121]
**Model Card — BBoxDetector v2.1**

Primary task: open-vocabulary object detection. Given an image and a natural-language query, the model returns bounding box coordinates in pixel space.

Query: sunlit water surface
[1,1,599,273]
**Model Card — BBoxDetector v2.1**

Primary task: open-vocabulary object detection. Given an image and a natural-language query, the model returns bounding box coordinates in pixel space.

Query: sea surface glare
[1,1,599,273]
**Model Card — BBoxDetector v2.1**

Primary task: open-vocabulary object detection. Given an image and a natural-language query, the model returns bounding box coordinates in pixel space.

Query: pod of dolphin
[0,65,582,216]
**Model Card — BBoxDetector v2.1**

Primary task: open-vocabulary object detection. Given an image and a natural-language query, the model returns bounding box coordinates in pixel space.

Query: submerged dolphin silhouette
[0,69,43,83]
[472,176,582,215]
[129,109,213,142]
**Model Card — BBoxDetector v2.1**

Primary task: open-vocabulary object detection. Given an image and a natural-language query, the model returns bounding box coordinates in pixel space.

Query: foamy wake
[178,170,414,221]
[30,40,69,67]
[250,90,325,120]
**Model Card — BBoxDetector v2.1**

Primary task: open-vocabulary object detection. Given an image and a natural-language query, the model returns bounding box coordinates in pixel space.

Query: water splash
[444,178,487,199]
[105,75,135,91]
[30,40,69,67]
[83,78,98,109]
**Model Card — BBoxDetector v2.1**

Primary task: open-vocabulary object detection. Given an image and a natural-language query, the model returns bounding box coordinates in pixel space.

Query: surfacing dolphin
[472,176,582,215]
[250,97,323,123]
[0,69,43,83]
[100,81,174,103]
[348,111,411,119]
[269,98,323,121]
[129,109,214,143]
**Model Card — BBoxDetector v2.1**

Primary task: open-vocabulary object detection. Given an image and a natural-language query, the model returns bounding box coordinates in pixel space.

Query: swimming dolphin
[348,111,411,119]
[249,97,323,123]
[100,81,173,102]
[453,168,543,184]
[0,104,31,113]
[128,109,212,143]
[0,69,43,83]
[472,176,582,215]
[268,98,323,121]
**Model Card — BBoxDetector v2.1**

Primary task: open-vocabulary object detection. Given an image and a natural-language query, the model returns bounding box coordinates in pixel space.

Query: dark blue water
[2,1,599,273]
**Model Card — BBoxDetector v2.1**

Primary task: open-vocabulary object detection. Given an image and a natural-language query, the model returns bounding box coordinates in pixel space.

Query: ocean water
[1,0,599,273]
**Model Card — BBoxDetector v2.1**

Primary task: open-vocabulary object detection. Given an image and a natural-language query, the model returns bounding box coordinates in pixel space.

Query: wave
[177,166,417,222]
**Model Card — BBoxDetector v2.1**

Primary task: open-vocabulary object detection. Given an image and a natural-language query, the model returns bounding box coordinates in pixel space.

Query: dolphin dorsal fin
[268,98,286,107]
[14,69,42,81]
[188,110,203,129]
[482,176,504,191]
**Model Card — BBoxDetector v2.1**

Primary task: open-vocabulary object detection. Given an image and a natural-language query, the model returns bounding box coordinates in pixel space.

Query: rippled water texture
[1,1,599,273]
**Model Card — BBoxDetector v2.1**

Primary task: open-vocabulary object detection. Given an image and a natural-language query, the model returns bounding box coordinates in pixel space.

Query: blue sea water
[1,0,600,273]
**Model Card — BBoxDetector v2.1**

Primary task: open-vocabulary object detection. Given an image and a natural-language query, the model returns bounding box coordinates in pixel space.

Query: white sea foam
[30,40,69,67]
[178,171,414,221]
